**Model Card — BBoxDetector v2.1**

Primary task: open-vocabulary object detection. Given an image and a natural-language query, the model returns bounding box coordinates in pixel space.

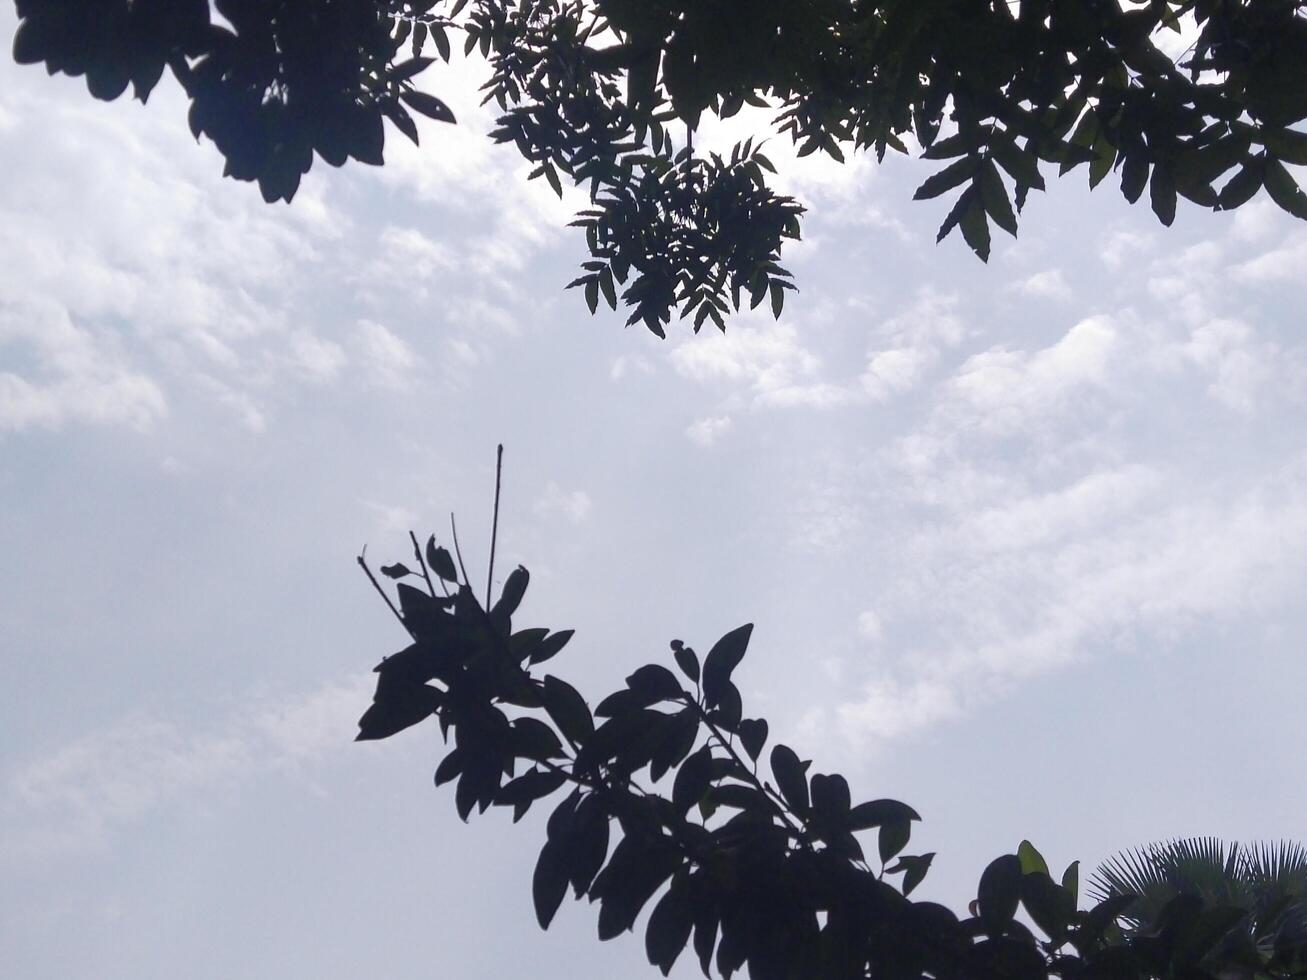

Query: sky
[4,11,1307,978]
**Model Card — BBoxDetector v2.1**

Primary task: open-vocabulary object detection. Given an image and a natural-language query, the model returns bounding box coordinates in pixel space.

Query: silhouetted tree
[354,511,1307,980]
[1090,838,1307,973]
[12,0,1307,332]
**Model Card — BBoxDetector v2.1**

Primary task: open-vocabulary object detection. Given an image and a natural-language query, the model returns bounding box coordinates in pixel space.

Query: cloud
[671,316,856,410]
[946,315,1118,433]
[686,414,733,447]
[825,454,1307,748]
[1231,231,1307,284]
[1012,268,1072,301]
[0,299,166,432]
[533,482,592,524]
[0,675,372,863]
[354,319,420,390]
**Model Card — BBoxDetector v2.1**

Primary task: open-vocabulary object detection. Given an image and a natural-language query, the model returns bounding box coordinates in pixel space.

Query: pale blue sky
[4,12,1307,978]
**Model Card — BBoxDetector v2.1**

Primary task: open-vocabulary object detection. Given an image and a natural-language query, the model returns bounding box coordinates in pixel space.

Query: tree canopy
[12,0,1307,334]
[355,522,1307,980]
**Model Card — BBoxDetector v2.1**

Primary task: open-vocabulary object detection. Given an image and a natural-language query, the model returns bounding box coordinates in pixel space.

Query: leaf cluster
[357,534,1307,979]
[16,0,1307,331]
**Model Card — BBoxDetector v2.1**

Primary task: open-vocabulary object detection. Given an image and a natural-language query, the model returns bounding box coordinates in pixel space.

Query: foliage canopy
[354,525,1307,979]
[12,0,1307,334]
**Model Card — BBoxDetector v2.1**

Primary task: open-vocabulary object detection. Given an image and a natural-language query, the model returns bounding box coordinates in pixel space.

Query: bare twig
[450,513,473,599]
[409,530,437,599]
[487,444,504,604]
[357,546,414,639]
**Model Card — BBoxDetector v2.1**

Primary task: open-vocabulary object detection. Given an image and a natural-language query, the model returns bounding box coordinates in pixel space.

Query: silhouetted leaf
[671,641,699,682]
[701,624,752,709]
[544,674,594,744]
[978,855,1023,934]
[673,745,713,813]
[530,629,575,665]
[646,874,694,975]
[737,719,768,761]
[626,664,683,703]
[493,565,529,621]
[770,744,809,814]
[534,839,569,929]
[381,563,413,579]
[426,537,460,582]
[401,90,456,124]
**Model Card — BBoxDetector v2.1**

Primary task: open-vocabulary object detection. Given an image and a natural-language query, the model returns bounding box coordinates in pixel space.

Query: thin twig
[409,530,437,599]
[487,444,504,604]
[357,546,414,639]
[450,513,473,598]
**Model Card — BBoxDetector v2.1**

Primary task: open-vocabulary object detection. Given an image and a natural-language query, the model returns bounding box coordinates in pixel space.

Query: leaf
[355,685,439,741]
[977,855,1023,934]
[543,674,594,744]
[673,745,713,813]
[886,852,935,896]
[1218,157,1264,210]
[1021,872,1075,940]
[401,91,456,124]
[1265,128,1307,166]
[628,664,684,702]
[701,623,753,709]
[592,837,683,940]
[533,839,569,929]
[959,190,991,262]
[1149,166,1178,226]
[380,563,413,579]
[425,537,460,582]
[1121,153,1149,204]
[646,875,694,976]
[980,160,1018,237]
[434,749,462,786]
[879,819,912,864]
[1265,159,1307,219]
[493,565,529,619]
[914,156,980,200]
[769,280,785,319]
[809,773,851,822]
[529,629,575,665]
[1017,840,1050,877]
[1061,861,1079,905]
[737,718,768,761]
[848,799,921,831]
[770,744,809,814]
[511,717,565,762]
[672,641,700,682]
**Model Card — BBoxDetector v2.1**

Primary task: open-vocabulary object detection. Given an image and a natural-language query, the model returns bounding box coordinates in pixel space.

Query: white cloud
[354,319,419,390]
[862,346,932,401]
[1012,268,1072,301]
[1100,228,1155,269]
[1231,231,1307,284]
[534,482,592,524]
[948,315,1118,432]
[686,415,733,447]
[826,455,1307,748]
[610,353,654,381]
[0,300,166,432]
[1,675,371,863]
[856,611,884,643]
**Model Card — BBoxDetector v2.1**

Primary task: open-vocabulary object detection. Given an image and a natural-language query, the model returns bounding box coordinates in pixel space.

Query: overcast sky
[4,12,1307,979]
